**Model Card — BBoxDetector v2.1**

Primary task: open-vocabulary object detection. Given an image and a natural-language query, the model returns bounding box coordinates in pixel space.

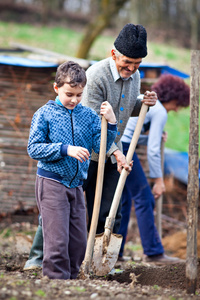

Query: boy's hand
[100,101,116,124]
[67,145,90,162]
[142,91,157,106]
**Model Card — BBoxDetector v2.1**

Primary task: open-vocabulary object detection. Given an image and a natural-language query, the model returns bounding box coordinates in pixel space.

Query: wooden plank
[10,42,90,69]
[0,65,55,213]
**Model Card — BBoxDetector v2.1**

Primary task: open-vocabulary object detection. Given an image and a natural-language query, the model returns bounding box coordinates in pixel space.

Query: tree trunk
[186,50,200,295]
[57,0,66,10]
[41,0,53,25]
[191,0,199,50]
[76,0,129,59]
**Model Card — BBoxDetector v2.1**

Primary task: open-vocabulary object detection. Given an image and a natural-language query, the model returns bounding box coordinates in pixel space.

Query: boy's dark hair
[55,61,87,88]
[151,74,190,107]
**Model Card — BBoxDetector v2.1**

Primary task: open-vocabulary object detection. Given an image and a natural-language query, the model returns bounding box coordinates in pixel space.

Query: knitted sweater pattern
[28,100,117,188]
[81,58,142,162]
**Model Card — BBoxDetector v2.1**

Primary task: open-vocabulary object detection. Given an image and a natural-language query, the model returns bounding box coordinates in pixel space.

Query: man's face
[111,50,142,79]
[54,82,84,110]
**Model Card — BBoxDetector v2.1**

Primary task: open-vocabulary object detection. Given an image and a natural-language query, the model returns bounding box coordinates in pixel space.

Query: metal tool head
[91,232,122,276]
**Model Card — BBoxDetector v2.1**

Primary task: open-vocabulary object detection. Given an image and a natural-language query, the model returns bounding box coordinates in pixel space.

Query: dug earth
[0,222,200,300]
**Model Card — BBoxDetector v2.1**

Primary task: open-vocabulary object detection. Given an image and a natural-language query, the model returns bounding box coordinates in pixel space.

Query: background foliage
[0,0,199,153]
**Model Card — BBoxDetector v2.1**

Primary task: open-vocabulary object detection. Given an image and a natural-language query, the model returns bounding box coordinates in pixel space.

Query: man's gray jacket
[81,57,142,163]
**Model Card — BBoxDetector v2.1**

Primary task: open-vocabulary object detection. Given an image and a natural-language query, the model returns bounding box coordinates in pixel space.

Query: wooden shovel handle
[83,116,107,273]
[155,138,165,238]
[106,104,148,223]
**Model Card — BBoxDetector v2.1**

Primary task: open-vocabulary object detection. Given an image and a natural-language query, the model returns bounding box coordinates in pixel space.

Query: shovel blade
[92,232,122,276]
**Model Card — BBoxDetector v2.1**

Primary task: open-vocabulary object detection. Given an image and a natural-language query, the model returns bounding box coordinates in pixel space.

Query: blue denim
[118,142,164,257]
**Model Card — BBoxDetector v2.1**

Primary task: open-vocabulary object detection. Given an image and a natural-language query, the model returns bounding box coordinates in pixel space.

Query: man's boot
[23,224,43,270]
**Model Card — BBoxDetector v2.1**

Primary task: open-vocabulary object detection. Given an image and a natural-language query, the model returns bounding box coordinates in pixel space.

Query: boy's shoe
[143,254,185,265]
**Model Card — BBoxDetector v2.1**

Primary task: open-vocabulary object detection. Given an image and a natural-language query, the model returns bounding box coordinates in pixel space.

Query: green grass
[0,21,111,60]
[0,21,199,153]
[35,289,46,297]
[0,22,83,56]
[165,107,191,152]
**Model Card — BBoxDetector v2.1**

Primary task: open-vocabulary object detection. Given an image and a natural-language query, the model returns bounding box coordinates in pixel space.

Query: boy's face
[54,82,84,110]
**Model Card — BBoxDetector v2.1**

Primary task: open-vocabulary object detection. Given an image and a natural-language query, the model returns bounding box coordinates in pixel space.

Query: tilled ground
[0,222,200,300]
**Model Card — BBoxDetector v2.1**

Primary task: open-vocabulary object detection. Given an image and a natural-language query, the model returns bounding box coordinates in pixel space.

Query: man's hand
[67,145,90,162]
[100,101,116,124]
[152,177,166,199]
[113,149,133,174]
[142,91,157,107]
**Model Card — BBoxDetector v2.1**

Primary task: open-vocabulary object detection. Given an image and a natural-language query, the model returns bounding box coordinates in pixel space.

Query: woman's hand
[142,91,157,107]
[162,131,168,142]
[152,177,166,199]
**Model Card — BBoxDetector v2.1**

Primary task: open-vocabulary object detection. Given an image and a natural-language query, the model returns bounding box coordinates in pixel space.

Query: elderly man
[82,23,156,236]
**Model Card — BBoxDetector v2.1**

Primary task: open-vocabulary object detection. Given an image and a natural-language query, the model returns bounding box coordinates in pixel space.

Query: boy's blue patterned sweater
[28,100,117,188]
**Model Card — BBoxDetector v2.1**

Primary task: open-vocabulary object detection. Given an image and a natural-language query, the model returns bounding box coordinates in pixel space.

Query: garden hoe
[81,116,107,275]
[92,103,149,276]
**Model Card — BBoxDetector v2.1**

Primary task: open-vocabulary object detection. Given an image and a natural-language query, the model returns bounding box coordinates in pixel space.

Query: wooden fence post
[186,50,200,294]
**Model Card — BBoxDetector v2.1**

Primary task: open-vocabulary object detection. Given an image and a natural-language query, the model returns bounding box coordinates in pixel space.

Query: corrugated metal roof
[0,55,58,68]
[139,63,190,79]
[0,55,190,79]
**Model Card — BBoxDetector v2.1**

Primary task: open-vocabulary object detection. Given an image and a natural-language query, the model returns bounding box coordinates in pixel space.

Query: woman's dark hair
[151,74,190,107]
[55,61,87,88]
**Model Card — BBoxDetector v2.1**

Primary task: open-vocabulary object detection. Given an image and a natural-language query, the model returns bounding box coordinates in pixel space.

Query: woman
[118,74,190,264]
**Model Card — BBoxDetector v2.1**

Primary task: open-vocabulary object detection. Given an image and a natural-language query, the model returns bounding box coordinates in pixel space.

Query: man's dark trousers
[83,158,121,234]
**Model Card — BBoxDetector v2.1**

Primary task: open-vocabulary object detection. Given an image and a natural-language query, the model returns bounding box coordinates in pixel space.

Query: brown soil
[0,222,200,300]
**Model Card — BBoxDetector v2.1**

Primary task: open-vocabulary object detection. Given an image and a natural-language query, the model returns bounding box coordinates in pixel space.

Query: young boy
[27,61,117,280]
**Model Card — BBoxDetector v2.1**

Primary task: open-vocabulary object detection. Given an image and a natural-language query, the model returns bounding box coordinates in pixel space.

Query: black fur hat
[114,23,147,58]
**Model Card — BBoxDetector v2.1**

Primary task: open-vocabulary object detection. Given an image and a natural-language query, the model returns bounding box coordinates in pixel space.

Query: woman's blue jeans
[118,142,164,257]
